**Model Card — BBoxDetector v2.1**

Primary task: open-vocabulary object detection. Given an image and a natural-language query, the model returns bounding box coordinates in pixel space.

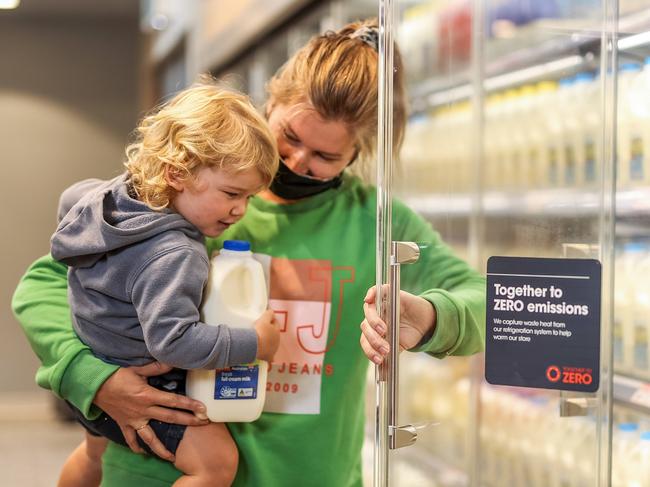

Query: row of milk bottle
[613,241,650,379]
[479,388,598,487]
[480,386,650,487]
[400,59,650,194]
[612,422,650,487]
[385,342,650,486]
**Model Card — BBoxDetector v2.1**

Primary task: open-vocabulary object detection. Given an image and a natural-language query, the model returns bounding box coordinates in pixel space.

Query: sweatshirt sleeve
[11,254,118,419]
[394,201,486,358]
[129,246,258,369]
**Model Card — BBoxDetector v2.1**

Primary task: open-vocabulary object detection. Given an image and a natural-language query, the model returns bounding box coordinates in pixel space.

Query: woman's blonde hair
[125,80,278,210]
[266,18,407,174]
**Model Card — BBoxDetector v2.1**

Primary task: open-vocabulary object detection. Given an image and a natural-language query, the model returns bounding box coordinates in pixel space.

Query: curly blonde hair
[266,18,406,173]
[125,80,278,210]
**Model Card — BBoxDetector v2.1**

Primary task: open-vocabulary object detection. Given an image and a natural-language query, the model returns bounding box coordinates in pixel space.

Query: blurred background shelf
[410,6,650,112]
[403,187,650,219]
[614,374,650,415]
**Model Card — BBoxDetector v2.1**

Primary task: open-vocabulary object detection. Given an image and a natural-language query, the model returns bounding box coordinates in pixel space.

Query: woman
[13,19,485,487]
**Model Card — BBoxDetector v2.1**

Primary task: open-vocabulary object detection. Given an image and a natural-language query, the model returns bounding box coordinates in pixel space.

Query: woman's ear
[165,166,185,192]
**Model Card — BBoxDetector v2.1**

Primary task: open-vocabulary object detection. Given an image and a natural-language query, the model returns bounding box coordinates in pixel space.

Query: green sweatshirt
[12,174,485,487]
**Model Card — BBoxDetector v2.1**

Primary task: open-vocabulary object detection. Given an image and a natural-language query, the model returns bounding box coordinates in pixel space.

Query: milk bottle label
[565,144,576,185]
[585,137,596,183]
[634,321,648,370]
[614,317,624,366]
[214,365,260,400]
[630,135,644,181]
[548,146,559,185]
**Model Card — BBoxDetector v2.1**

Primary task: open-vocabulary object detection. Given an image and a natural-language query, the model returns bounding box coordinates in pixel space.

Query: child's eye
[223,191,239,198]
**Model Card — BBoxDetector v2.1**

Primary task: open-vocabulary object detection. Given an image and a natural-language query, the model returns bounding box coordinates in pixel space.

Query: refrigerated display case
[375,0,650,486]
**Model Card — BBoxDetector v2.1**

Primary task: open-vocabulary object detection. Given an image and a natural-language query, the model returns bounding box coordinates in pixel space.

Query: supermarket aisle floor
[1,418,83,486]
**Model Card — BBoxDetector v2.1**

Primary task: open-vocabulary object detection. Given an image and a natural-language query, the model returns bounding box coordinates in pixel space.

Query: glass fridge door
[375,0,625,486]
[375,0,483,485]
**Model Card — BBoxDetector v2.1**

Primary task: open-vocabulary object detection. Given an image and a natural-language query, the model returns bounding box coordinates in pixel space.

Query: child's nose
[230,199,247,216]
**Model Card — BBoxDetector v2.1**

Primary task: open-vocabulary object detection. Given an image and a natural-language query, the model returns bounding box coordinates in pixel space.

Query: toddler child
[50,81,280,487]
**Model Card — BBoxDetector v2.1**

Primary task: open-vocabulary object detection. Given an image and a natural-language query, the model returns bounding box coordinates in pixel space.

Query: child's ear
[165,166,185,191]
[264,99,276,119]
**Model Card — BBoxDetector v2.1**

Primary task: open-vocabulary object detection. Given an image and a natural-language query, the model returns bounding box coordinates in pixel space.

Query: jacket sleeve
[129,246,258,369]
[394,201,486,358]
[11,254,118,419]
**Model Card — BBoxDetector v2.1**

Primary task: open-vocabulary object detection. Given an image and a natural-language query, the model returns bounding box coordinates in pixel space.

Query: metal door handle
[384,241,420,449]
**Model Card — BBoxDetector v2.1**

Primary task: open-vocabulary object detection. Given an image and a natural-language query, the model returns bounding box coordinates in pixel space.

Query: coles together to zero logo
[546,365,561,382]
[546,365,593,385]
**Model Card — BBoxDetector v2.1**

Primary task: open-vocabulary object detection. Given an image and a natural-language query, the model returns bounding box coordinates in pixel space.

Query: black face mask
[269,159,344,200]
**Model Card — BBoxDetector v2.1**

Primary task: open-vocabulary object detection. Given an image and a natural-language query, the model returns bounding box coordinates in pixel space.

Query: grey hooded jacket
[50,174,257,369]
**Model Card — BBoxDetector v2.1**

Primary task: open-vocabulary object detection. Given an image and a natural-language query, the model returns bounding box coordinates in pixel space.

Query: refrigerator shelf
[613,373,650,414]
[401,187,650,220]
[409,7,650,112]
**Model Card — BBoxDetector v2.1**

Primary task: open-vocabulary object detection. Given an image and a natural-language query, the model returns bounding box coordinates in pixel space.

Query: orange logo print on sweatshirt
[258,257,354,414]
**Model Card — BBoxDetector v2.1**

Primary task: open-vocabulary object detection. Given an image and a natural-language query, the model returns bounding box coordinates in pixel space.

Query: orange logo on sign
[546,365,561,382]
[546,365,593,385]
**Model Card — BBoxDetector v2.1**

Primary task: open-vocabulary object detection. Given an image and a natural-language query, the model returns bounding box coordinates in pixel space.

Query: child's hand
[254,309,280,362]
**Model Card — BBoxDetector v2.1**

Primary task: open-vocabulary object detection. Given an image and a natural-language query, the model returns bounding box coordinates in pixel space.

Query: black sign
[485,256,601,392]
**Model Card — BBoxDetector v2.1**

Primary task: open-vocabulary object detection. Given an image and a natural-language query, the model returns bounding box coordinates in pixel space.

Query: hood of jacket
[51,174,202,267]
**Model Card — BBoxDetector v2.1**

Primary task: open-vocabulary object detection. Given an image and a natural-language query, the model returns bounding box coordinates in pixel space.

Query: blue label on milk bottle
[214,365,259,400]
[630,135,645,181]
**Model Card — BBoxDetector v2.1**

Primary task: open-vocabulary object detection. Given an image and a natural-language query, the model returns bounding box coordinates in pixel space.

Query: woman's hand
[93,361,209,461]
[359,286,436,364]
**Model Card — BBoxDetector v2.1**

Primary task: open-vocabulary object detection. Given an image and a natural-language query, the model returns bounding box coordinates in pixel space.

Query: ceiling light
[0,0,20,9]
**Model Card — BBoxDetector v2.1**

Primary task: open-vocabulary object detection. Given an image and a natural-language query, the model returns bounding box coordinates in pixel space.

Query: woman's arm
[396,201,486,356]
[360,200,486,362]
[11,254,117,415]
[12,254,209,459]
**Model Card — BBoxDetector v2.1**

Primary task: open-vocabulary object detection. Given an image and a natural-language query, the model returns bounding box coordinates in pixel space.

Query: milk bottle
[612,422,640,487]
[626,431,650,487]
[545,78,571,188]
[617,63,643,188]
[566,72,597,187]
[529,81,557,189]
[614,246,628,369]
[559,418,596,487]
[484,93,504,191]
[631,243,650,377]
[186,240,269,422]
[574,72,599,187]
[621,243,645,373]
[400,114,428,194]
[513,85,536,189]
[427,106,449,193]
[453,101,472,193]
[501,89,523,189]
[626,57,650,186]
[553,77,575,187]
